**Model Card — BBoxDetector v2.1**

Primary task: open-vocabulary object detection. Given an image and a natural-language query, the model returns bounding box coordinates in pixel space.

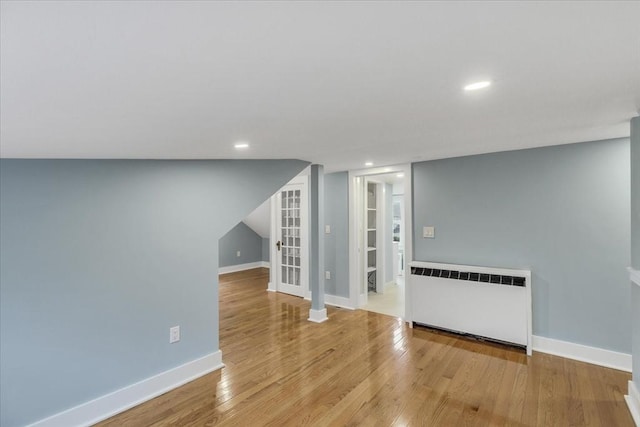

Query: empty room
[1,1,639,426]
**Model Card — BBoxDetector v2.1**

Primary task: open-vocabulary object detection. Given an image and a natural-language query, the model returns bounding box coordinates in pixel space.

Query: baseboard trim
[308,308,328,323]
[219,261,270,275]
[532,335,631,372]
[626,381,640,426]
[26,351,224,427]
[324,294,355,310]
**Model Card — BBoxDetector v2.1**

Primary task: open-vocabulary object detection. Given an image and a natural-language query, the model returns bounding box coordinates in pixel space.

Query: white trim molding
[308,308,328,323]
[324,294,355,310]
[218,261,270,275]
[532,335,631,372]
[630,267,640,287]
[347,163,412,319]
[26,351,224,427]
[627,381,640,426]
[626,381,640,426]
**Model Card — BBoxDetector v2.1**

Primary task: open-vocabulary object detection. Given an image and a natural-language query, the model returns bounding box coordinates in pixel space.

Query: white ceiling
[1,1,639,172]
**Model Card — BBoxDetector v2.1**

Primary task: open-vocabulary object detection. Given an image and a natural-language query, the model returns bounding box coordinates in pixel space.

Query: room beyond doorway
[349,166,409,319]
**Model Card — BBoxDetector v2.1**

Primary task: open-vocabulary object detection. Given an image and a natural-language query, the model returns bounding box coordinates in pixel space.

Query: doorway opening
[349,165,412,320]
[268,170,311,299]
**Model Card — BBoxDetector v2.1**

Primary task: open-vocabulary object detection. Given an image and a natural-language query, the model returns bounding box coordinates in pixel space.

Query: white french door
[275,176,309,298]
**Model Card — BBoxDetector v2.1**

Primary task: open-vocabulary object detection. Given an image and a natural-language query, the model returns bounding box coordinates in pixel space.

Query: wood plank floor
[98,268,633,426]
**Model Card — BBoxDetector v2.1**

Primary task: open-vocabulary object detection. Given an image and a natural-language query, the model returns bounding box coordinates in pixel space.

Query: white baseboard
[532,335,631,372]
[324,294,355,310]
[308,308,328,323]
[218,261,269,274]
[626,381,640,426]
[27,351,224,427]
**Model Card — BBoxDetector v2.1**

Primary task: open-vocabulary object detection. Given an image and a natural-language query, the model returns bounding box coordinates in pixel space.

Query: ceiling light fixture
[234,142,249,149]
[365,162,373,167]
[464,80,491,91]
[397,173,404,178]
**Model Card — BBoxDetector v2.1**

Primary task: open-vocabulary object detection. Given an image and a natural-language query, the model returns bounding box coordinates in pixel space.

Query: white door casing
[348,164,413,322]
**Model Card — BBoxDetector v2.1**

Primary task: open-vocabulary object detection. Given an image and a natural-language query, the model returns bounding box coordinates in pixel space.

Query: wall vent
[411,267,526,287]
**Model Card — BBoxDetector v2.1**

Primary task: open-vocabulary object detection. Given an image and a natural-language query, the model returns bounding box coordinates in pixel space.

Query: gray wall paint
[631,116,639,386]
[309,165,325,310]
[262,238,270,262]
[384,183,393,283]
[412,138,631,353]
[324,172,349,298]
[218,221,263,267]
[0,159,308,427]
[632,117,640,270]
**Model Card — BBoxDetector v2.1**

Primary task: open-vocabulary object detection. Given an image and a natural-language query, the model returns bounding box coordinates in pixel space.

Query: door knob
[276,240,281,251]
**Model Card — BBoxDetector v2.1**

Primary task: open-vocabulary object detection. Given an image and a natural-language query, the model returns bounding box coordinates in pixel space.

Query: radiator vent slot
[411,266,526,287]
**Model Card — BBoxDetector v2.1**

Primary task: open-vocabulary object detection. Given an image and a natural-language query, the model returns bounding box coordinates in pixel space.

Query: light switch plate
[325,225,331,234]
[236,250,241,257]
[325,271,331,280]
[423,226,435,238]
[169,326,180,344]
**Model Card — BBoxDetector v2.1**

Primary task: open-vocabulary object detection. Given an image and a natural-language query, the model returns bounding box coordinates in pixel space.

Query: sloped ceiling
[243,199,270,238]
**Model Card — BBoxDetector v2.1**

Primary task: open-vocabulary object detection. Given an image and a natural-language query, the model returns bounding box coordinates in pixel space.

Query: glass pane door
[280,189,301,288]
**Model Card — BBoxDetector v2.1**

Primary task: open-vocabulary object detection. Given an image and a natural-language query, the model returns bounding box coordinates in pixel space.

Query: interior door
[275,176,308,298]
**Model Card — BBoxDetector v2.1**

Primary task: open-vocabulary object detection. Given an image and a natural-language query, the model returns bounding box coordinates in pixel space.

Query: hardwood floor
[98,268,633,426]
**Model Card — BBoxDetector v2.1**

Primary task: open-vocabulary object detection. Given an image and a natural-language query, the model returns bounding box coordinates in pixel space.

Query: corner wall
[631,116,640,389]
[218,222,264,267]
[0,159,308,427]
[412,138,631,353]
[324,172,349,298]
[262,237,270,263]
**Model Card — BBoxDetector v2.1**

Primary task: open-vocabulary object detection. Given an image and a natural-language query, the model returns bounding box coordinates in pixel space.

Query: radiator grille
[410,267,525,287]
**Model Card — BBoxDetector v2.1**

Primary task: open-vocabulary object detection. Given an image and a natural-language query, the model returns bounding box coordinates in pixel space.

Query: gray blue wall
[218,221,263,267]
[412,138,631,353]
[324,172,349,298]
[631,116,639,386]
[309,165,325,310]
[0,159,307,427]
[262,237,270,263]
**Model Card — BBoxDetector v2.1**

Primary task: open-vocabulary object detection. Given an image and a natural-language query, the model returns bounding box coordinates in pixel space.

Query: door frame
[268,174,310,299]
[348,164,413,322]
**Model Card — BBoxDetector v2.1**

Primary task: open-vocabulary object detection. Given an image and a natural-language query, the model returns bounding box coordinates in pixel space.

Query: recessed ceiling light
[464,80,491,91]
[396,173,404,178]
[234,142,249,149]
[365,162,373,167]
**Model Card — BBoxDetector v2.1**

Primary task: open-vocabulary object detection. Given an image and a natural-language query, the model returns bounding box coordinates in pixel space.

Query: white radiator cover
[410,261,532,355]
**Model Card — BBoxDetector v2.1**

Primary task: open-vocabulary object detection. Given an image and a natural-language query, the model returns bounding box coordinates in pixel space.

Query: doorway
[269,174,310,299]
[348,165,412,321]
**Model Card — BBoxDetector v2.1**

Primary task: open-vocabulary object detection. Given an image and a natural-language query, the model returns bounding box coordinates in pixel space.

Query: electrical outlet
[325,271,331,280]
[423,226,435,238]
[169,326,180,344]
[236,250,241,257]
